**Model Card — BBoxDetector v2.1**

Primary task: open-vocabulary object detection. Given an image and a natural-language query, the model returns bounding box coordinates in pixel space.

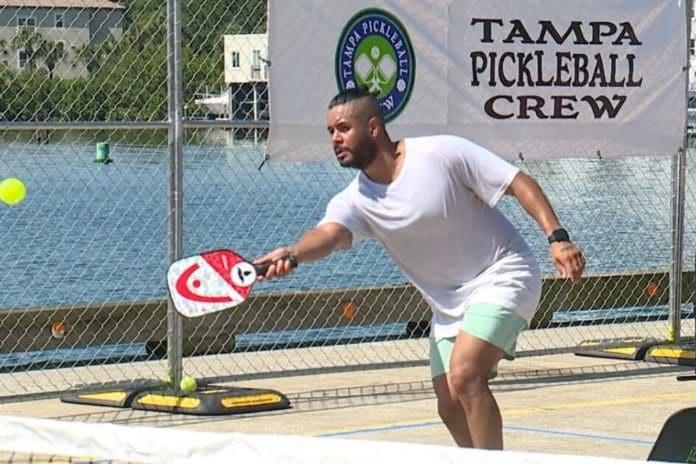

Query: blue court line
[316,421,441,438]
[316,421,654,446]
[504,425,654,445]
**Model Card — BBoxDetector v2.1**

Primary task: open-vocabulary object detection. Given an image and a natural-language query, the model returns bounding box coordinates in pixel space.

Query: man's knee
[449,361,489,398]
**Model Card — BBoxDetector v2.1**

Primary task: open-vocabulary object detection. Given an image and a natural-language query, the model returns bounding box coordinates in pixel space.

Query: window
[251,50,262,79]
[18,50,28,68]
[55,13,64,28]
[17,17,35,29]
[230,51,240,68]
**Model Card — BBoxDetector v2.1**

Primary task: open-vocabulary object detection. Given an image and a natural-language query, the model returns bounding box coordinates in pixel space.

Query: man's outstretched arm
[254,222,352,279]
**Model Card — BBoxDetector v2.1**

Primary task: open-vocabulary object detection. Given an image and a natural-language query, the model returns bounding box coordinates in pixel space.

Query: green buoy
[95,142,112,164]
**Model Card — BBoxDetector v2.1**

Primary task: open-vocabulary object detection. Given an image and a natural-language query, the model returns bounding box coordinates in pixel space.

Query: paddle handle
[254,255,298,276]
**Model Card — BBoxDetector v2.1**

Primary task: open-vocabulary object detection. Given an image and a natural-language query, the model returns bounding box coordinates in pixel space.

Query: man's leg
[448,304,528,449]
[431,337,472,446]
[449,332,505,449]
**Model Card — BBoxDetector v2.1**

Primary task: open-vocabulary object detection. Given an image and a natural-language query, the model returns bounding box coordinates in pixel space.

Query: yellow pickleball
[180,376,197,392]
[0,178,26,205]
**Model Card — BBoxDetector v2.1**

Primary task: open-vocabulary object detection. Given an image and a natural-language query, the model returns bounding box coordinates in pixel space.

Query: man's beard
[337,139,377,170]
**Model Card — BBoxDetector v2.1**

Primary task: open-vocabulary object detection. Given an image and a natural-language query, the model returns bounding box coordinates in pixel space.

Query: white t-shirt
[319,135,542,338]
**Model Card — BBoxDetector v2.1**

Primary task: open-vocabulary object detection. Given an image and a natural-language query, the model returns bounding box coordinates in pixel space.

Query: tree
[0,39,9,61]
[1,0,270,121]
[73,39,115,75]
[10,28,44,71]
[42,40,66,79]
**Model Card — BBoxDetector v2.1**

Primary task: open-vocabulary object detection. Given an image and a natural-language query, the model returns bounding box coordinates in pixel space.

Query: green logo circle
[335,9,416,122]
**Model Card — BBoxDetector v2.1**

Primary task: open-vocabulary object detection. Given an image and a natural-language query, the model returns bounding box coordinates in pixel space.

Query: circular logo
[230,262,256,288]
[335,8,416,122]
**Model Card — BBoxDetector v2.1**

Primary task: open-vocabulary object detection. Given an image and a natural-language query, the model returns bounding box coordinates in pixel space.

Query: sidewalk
[1,352,694,461]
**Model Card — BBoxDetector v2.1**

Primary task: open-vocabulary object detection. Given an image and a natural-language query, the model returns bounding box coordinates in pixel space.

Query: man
[255,87,585,449]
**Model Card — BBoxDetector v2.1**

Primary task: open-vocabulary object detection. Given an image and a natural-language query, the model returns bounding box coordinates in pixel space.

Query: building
[223,32,269,123]
[0,0,124,78]
[195,33,269,122]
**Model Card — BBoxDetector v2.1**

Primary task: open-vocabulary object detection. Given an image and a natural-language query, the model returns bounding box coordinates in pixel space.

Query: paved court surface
[1,352,695,461]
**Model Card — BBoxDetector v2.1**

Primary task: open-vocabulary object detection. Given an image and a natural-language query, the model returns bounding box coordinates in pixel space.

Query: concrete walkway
[1,352,694,461]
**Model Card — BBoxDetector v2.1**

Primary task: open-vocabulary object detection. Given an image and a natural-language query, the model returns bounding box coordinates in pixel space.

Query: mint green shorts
[429,303,528,379]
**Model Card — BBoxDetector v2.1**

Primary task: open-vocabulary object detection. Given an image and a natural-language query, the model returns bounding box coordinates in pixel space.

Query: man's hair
[328,87,384,122]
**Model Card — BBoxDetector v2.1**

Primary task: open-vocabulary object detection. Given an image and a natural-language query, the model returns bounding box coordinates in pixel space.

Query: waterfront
[0,139,689,309]
[0,137,695,367]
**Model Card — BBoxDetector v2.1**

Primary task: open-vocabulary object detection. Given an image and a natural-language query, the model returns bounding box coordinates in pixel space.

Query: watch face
[549,229,570,243]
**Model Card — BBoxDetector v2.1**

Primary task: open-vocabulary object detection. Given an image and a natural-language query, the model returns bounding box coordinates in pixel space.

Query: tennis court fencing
[0,0,694,400]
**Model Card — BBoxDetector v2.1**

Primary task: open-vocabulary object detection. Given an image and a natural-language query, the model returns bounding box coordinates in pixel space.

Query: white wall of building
[223,33,268,84]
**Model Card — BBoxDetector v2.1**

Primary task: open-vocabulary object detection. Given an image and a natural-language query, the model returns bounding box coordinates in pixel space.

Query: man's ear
[368,116,381,138]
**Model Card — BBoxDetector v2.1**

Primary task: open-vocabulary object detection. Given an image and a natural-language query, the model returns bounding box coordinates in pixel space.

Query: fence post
[166,0,185,386]
[668,0,692,344]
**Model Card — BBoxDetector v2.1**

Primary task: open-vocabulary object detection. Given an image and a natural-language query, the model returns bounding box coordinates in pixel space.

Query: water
[0,141,687,308]
[0,136,695,368]
[0,141,404,308]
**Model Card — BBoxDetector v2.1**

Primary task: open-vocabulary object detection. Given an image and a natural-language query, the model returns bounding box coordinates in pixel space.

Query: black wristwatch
[547,228,570,244]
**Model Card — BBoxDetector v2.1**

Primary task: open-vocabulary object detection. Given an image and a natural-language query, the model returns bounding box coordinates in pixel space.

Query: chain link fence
[0,0,694,400]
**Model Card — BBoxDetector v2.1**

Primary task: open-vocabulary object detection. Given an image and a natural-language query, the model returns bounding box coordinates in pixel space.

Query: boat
[193,89,230,119]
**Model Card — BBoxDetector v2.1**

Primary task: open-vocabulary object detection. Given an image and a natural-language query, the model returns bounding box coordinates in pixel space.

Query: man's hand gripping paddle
[166,249,297,318]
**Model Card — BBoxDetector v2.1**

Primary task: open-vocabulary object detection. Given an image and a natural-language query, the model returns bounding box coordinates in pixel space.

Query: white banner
[267,0,687,160]
[0,415,667,464]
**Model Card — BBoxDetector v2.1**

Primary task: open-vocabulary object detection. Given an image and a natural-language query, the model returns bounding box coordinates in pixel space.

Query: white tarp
[267,0,687,161]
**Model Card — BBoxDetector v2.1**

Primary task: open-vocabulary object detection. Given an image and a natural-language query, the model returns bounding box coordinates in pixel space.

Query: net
[0,414,661,464]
